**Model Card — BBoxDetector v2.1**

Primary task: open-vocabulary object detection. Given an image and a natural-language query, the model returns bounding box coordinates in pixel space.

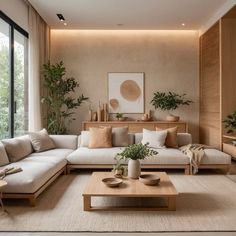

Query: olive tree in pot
[150,92,193,122]
[117,143,158,179]
[223,111,236,134]
[41,61,88,134]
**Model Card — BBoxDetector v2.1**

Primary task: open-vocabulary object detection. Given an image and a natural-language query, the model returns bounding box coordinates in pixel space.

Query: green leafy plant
[41,61,88,134]
[117,143,158,161]
[112,156,126,172]
[150,92,192,112]
[115,113,123,119]
[223,111,236,134]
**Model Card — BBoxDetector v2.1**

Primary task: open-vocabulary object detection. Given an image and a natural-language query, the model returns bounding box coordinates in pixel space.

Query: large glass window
[0,11,28,139]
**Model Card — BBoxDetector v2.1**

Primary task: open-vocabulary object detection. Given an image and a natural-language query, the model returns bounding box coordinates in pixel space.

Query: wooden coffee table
[82,172,178,211]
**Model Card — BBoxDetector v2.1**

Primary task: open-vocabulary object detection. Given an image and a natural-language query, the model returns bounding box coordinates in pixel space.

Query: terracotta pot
[166,115,180,122]
[128,159,141,179]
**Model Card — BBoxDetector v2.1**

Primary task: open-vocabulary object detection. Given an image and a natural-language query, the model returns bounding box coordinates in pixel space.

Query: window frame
[0,11,29,138]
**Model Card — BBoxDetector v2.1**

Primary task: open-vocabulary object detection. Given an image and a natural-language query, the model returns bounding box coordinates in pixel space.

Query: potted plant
[223,111,236,134]
[41,61,88,134]
[117,143,158,179]
[112,156,127,177]
[115,113,125,121]
[150,91,193,121]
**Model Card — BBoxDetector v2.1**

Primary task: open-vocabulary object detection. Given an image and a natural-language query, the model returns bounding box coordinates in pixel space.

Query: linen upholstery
[80,131,90,147]
[29,129,55,152]
[141,129,167,148]
[28,149,74,159]
[112,127,129,147]
[89,127,112,148]
[66,147,190,165]
[156,126,178,148]
[2,135,33,162]
[49,135,78,149]
[201,149,231,165]
[0,141,9,166]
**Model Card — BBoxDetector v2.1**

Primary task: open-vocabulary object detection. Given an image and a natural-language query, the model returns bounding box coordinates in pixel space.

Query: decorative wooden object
[82,121,188,133]
[83,172,178,211]
[199,5,236,149]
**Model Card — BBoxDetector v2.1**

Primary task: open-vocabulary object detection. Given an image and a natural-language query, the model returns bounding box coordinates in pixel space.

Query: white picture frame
[108,72,144,113]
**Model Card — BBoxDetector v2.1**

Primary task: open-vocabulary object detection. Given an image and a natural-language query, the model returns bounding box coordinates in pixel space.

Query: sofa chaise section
[1,135,77,206]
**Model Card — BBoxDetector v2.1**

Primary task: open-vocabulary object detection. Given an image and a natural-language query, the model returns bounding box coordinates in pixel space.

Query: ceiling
[28,0,228,30]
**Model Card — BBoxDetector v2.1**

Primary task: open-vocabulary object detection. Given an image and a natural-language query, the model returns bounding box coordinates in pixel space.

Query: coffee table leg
[83,195,91,211]
[168,197,176,211]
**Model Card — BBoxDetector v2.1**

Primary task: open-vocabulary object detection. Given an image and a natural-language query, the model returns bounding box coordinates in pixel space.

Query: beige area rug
[1,172,236,232]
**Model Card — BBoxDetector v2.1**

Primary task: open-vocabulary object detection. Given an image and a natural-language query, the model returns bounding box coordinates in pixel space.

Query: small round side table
[0,180,7,212]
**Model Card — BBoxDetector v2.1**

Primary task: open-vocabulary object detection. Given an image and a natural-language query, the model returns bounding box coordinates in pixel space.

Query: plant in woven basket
[223,111,236,134]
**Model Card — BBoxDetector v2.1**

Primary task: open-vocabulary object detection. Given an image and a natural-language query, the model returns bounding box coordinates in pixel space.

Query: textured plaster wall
[51,30,199,142]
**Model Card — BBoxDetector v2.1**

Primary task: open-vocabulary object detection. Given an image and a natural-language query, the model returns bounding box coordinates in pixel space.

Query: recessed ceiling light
[181,23,186,26]
[57,14,65,21]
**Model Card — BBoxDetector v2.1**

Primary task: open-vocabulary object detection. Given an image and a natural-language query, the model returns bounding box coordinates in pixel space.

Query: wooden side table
[0,180,7,211]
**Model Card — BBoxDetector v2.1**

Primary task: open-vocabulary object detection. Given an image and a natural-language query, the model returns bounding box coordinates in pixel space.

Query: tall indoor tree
[42,61,88,134]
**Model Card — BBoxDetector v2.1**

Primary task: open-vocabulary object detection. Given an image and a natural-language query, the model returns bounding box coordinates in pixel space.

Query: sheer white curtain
[28,5,50,131]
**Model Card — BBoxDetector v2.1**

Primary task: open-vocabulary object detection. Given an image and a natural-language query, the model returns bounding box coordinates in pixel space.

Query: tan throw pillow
[112,127,129,147]
[0,141,9,166]
[156,126,178,148]
[2,136,33,162]
[89,127,112,148]
[29,129,55,152]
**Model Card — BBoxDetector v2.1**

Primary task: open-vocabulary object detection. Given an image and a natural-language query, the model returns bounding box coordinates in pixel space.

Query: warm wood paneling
[199,22,221,148]
[82,121,188,133]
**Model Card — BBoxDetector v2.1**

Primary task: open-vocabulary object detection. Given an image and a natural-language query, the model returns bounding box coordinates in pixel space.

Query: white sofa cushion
[50,135,78,149]
[0,141,9,167]
[80,131,90,147]
[28,149,74,159]
[66,147,190,165]
[1,155,67,193]
[141,129,167,148]
[201,149,231,165]
[2,135,33,162]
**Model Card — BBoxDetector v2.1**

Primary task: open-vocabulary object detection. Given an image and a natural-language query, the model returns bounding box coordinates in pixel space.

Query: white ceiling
[28,0,228,30]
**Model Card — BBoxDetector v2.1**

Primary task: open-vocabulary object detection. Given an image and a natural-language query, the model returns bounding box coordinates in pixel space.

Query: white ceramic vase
[128,159,141,179]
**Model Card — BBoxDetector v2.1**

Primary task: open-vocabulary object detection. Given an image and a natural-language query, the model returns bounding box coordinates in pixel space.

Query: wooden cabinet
[82,121,188,133]
[199,6,236,149]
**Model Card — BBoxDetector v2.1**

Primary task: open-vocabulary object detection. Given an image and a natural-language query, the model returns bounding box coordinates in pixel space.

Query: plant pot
[114,169,123,176]
[128,159,141,179]
[166,114,180,122]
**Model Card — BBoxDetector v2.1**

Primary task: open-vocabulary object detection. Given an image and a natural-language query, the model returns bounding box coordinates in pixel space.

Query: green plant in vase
[117,143,158,179]
[150,91,193,121]
[41,61,88,134]
[223,111,236,134]
[112,156,127,177]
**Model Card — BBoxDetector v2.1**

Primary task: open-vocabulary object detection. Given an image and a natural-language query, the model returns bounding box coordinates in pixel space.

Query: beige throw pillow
[2,136,33,162]
[89,127,112,148]
[156,126,178,148]
[112,127,129,147]
[29,129,55,152]
[0,141,9,166]
[80,131,90,147]
[141,129,167,148]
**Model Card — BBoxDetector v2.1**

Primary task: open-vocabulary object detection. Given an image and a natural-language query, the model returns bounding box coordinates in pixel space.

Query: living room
[0,0,236,235]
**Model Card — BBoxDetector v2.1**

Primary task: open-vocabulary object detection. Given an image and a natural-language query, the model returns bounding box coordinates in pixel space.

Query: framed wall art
[108,72,144,113]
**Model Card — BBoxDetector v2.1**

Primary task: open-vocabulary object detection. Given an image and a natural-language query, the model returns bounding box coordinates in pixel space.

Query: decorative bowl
[102,177,123,187]
[139,174,160,186]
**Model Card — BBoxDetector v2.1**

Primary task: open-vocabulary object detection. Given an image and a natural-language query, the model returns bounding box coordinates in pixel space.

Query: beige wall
[51,30,199,142]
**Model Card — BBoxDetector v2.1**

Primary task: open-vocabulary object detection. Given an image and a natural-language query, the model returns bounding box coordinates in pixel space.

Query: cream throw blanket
[0,167,23,180]
[179,144,205,174]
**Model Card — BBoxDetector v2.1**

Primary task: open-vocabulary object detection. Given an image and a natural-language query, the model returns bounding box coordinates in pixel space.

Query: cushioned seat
[201,149,231,165]
[29,149,74,159]
[67,147,126,165]
[141,148,190,165]
[1,155,67,193]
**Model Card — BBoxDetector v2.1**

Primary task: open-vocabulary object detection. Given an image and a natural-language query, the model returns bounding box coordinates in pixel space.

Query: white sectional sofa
[0,132,231,205]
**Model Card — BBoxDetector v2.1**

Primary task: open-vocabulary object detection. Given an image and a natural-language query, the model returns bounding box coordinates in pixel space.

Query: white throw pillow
[80,131,90,147]
[141,129,167,148]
